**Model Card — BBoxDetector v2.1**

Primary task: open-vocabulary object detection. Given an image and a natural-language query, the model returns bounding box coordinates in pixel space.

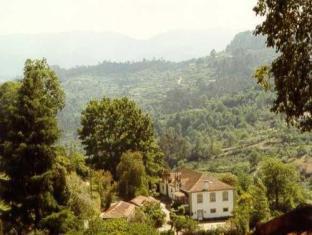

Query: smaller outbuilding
[130,195,158,207]
[100,201,136,220]
[100,196,160,221]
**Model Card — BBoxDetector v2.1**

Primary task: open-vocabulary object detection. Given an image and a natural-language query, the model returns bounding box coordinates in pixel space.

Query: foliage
[218,173,239,187]
[91,170,114,209]
[76,218,159,235]
[140,201,166,228]
[249,178,270,227]
[159,127,191,167]
[57,31,274,144]
[257,158,306,212]
[78,97,163,182]
[56,148,89,178]
[66,172,100,219]
[67,152,89,178]
[254,0,312,131]
[117,151,148,199]
[39,209,82,235]
[170,213,199,233]
[194,227,238,235]
[55,32,311,188]
[0,59,68,233]
[232,192,253,234]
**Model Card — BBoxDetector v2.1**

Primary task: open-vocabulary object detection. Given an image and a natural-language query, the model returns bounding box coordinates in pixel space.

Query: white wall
[190,190,234,220]
[167,185,176,199]
[159,181,177,200]
[159,182,167,195]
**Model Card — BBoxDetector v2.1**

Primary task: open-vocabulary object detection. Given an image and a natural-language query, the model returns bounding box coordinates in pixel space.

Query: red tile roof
[168,168,234,193]
[130,195,158,207]
[101,201,135,219]
[190,174,234,192]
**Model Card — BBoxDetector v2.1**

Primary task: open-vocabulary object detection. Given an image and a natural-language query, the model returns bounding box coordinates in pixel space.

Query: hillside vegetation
[0,31,311,235]
[56,32,311,183]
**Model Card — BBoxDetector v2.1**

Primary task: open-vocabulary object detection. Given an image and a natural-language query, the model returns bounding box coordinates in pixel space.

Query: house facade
[159,168,234,220]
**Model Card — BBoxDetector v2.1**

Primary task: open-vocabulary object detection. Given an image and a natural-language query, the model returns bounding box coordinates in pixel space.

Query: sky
[0,0,261,39]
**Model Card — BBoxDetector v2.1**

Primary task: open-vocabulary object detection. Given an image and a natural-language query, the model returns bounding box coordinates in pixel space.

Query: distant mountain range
[0,29,237,77]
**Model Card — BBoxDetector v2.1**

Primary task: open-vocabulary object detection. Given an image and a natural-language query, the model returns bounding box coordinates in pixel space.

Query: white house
[159,168,235,220]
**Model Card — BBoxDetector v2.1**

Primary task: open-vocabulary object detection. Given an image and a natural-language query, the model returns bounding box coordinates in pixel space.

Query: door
[197,209,203,220]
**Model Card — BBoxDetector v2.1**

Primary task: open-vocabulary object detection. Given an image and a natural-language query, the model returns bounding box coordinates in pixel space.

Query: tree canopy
[116,151,148,200]
[254,0,312,131]
[0,59,68,233]
[257,158,306,212]
[78,97,163,182]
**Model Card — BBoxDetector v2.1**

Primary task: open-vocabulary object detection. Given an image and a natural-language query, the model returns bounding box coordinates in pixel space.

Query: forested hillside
[57,31,272,138]
[56,31,311,178]
[56,31,311,183]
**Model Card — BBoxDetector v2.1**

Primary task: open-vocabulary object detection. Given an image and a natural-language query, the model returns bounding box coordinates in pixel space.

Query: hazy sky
[0,0,261,39]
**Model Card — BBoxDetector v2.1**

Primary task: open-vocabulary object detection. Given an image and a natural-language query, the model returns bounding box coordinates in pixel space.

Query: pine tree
[0,59,68,233]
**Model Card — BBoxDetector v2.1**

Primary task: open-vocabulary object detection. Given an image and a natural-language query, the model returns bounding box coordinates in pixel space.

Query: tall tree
[232,192,253,234]
[0,59,68,233]
[78,97,163,182]
[254,0,312,131]
[249,178,271,227]
[116,151,148,200]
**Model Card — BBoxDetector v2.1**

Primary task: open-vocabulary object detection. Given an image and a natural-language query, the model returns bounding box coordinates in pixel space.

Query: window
[223,208,229,212]
[222,191,229,201]
[210,192,216,202]
[210,208,216,213]
[197,193,203,203]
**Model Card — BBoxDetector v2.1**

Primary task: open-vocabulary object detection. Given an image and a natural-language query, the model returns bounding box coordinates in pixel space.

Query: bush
[82,218,158,235]
[136,201,166,228]
[40,209,82,235]
[170,213,199,233]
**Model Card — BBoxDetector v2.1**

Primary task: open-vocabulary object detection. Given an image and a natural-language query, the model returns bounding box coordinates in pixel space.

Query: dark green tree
[116,151,148,200]
[254,0,312,131]
[78,97,163,181]
[0,59,68,233]
[159,127,191,167]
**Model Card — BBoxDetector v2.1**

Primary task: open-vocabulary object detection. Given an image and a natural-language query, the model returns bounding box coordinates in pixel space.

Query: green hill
[55,31,311,183]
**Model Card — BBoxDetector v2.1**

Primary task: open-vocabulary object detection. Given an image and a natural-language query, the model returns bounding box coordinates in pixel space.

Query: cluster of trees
[0,0,311,233]
[57,30,275,143]
[157,88,311,170]
[55,29,311,192]
[0,60,164,234]
[230,158,307,234]
[78,97,163,181]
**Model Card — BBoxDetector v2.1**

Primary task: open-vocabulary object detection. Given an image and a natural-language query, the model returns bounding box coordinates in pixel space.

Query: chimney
[204,180,209,191]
